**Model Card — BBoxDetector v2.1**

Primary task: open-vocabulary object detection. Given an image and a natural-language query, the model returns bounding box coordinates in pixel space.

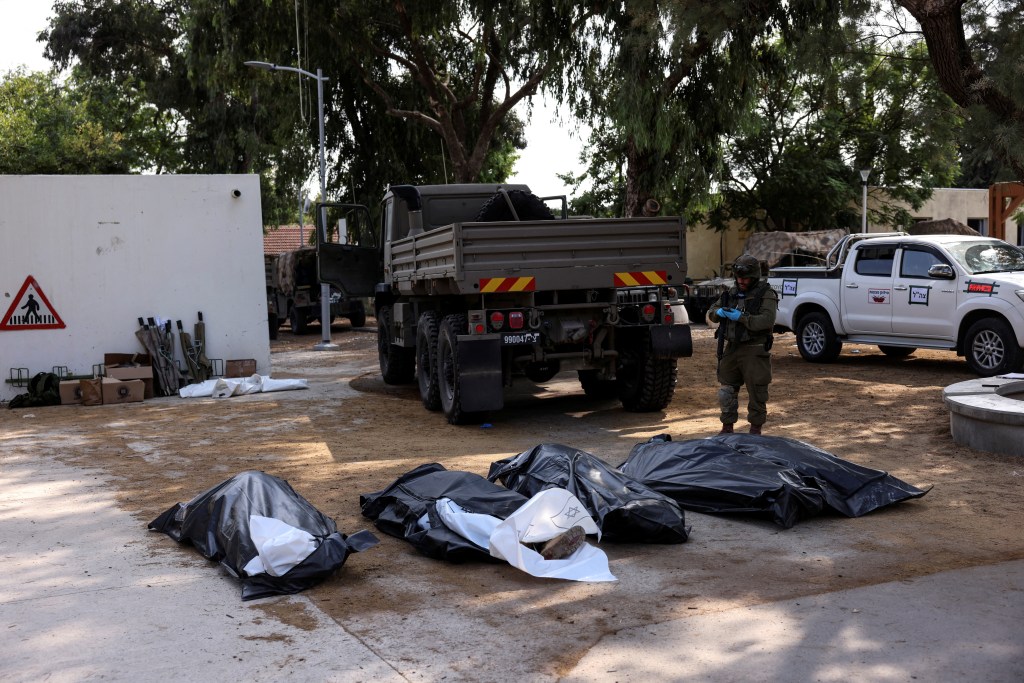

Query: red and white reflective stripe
[613,271,667,287]
[479,276,536,292]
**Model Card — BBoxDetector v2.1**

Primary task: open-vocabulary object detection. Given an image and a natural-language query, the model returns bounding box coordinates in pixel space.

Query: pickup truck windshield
[946,241,1024,274]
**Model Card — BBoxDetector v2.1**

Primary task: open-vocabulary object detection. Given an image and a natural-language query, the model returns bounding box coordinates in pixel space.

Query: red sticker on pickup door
[868,288,890,304]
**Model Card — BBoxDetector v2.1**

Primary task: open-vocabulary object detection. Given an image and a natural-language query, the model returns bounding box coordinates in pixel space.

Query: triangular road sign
[0,276,66,330]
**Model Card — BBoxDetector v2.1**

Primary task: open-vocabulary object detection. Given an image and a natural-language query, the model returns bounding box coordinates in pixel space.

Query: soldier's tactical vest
[717,280,773,345]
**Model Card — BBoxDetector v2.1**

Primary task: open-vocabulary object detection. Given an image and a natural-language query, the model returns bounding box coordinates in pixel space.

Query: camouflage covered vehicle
[267,247,366,335]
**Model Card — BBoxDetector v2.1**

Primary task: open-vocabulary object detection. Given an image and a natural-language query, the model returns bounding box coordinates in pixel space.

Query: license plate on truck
[502,331,540,345]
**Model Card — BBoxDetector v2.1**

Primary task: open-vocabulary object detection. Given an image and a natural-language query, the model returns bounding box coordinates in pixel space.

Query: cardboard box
[59,380,83,405]
[101,377,144,404]
[105,353,155,398]
[225,359,257,378]
[80,378,103,406]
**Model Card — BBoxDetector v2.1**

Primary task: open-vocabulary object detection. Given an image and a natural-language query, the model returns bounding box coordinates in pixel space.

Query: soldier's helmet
[733,254,761,280]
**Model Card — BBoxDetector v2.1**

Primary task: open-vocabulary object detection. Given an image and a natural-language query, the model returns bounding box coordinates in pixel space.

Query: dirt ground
[4,320,1023,680]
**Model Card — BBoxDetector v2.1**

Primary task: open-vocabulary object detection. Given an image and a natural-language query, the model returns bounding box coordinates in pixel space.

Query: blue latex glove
[716,307,742,321]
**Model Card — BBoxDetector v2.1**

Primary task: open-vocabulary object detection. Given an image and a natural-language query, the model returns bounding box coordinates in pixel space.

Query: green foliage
[952,0,1024,186]
[895,0,1024,182]
[565,0,859,216]
[40,0,538,221]
[0,68,168,174]
[711,33,960,233]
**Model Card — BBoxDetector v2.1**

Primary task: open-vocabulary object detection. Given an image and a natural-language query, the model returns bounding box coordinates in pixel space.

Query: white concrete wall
[0,175,270,402]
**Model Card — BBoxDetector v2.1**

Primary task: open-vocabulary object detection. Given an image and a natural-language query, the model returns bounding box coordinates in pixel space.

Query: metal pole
[244,60,338,350]
[860,169,870,234]
[861,181,868,233]
[313,68,337,350]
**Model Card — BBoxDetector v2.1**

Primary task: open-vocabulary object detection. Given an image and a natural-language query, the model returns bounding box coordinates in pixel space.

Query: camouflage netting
[744,229,848,269]
[275,248,318,296]
[906,218,981,236]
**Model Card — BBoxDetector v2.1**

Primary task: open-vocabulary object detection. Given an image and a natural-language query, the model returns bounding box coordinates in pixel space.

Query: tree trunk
[624,137,659,218]
[898,0,1024,180]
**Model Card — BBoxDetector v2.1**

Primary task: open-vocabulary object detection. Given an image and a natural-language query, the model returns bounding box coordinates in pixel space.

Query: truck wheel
[474,190,555,222]
[617,350,677,412]
[377,306,415,384]
[965,318,1023,376]
[289,306,308,335]
[438,314,485,424]
[349,307,366,329]
[268,312,279,340]
[795,312,842,362]
[878,345,915,358]
[578,370,618,399]
[416,311,441,410]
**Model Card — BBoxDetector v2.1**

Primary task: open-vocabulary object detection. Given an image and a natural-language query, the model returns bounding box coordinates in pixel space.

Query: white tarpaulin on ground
[178,375,308,398]
[434,489,616,583]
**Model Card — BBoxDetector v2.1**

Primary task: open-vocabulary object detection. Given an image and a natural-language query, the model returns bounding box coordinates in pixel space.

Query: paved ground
[2,326,1023,681]
[2,423,1022,682]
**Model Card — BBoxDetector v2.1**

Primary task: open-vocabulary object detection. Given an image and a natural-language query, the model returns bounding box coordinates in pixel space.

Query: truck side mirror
[927,264,955,279]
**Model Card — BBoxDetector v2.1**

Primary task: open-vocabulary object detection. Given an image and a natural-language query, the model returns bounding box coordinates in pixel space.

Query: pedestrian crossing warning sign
[0,276,66,330]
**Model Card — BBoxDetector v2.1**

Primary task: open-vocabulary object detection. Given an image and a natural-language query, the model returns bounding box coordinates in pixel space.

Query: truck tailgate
[389,217,686,293]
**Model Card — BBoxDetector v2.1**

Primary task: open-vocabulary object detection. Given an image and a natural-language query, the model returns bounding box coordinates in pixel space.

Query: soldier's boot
[749,423,763,435]
[539,525,586,560]
[718,423,734,435]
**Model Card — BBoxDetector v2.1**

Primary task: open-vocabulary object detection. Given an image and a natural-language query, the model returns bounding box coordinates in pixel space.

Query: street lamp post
[860,168,871,234]
[245,60,337,350]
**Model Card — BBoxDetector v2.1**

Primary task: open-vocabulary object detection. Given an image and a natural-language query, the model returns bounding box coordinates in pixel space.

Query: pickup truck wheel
[965,318,1023,376]
[438,314,485,425]
[617,350,677,412]
[878,345,915,358]
[796,312,842,362]
[348,307,366,329]
[416,311,441,410]
[289,306,308,335]
[578,370,618,399]
[377,306,415,384]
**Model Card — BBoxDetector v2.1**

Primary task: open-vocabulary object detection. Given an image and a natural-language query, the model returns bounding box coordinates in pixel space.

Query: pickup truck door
[890,246,958,339]
[842,243,897,333]
[315,202,381,298]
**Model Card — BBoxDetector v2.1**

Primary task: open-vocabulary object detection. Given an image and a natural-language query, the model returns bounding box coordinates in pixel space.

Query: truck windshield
[947,241,1024,274]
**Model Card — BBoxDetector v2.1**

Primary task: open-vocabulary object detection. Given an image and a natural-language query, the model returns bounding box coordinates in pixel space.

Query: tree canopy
[895,0,1024,182]
[16,0,1022,233]
[710,31,960,233]
[0,67,171,174]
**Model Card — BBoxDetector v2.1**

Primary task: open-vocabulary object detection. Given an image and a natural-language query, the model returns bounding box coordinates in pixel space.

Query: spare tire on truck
[474,190,555,222]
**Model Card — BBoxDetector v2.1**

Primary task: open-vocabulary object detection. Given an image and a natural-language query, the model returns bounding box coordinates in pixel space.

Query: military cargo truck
[317,184,692,424]
[267,247,366,335]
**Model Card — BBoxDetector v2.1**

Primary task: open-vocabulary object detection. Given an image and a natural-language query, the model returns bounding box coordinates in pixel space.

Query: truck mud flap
[457,334,504,411]
[650,325,693,359]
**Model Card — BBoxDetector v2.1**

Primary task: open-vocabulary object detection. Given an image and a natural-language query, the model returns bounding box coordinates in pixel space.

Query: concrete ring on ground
[943,377,1024,457]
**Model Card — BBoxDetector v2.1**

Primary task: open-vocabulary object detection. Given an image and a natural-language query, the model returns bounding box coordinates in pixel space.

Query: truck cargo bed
[389,217,686,294]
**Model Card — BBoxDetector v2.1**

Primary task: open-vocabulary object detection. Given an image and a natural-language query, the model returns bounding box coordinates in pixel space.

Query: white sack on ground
[435,489,616,583]
[179,374,308,398]
[241,514,319,577]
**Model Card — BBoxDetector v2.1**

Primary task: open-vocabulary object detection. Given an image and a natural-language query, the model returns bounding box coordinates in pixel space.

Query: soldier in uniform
[708,254,778,435]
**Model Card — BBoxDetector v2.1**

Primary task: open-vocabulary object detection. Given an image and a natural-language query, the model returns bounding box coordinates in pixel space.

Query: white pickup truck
[767,232,1024,376]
